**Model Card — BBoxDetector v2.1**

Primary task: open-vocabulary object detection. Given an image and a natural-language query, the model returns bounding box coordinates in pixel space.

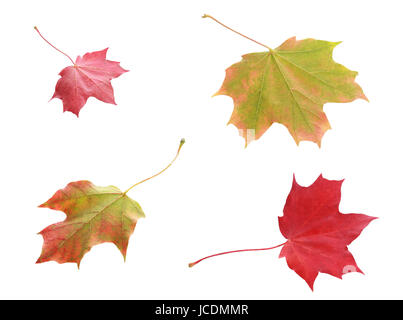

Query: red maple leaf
[189,175,376,290]
[278,175,376,290]
[35,27,128,116]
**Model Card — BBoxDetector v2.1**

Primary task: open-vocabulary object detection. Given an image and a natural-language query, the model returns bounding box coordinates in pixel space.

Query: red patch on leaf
[278,175,376,290]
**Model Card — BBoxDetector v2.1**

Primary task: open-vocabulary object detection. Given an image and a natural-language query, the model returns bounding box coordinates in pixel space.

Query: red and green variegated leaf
[215,37,367,146]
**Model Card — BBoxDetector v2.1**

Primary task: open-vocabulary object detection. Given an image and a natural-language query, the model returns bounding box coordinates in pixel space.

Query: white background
[0,0,401,299]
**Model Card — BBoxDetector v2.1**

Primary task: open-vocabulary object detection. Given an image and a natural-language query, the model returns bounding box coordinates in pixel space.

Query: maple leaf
[189,174,376,291]
[37,139,185,267]
[203,15,367,146]
[278,175,376,290]
[37,181,144,266]
[35,27,128,116]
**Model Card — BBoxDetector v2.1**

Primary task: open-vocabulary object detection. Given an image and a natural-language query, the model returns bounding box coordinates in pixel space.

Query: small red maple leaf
[189,175,376,291]
[35,27,128,116]
[278,175,376,290]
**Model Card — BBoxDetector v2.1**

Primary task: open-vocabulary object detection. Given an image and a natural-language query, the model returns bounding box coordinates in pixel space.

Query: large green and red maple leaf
[37,139,185,267]
[204,15,366,146]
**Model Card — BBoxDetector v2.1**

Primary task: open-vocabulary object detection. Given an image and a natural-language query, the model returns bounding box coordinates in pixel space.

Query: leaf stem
[188,242,286,268]
[34,26,75,65]
[202,14,272,51]
[123,139,185,195]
